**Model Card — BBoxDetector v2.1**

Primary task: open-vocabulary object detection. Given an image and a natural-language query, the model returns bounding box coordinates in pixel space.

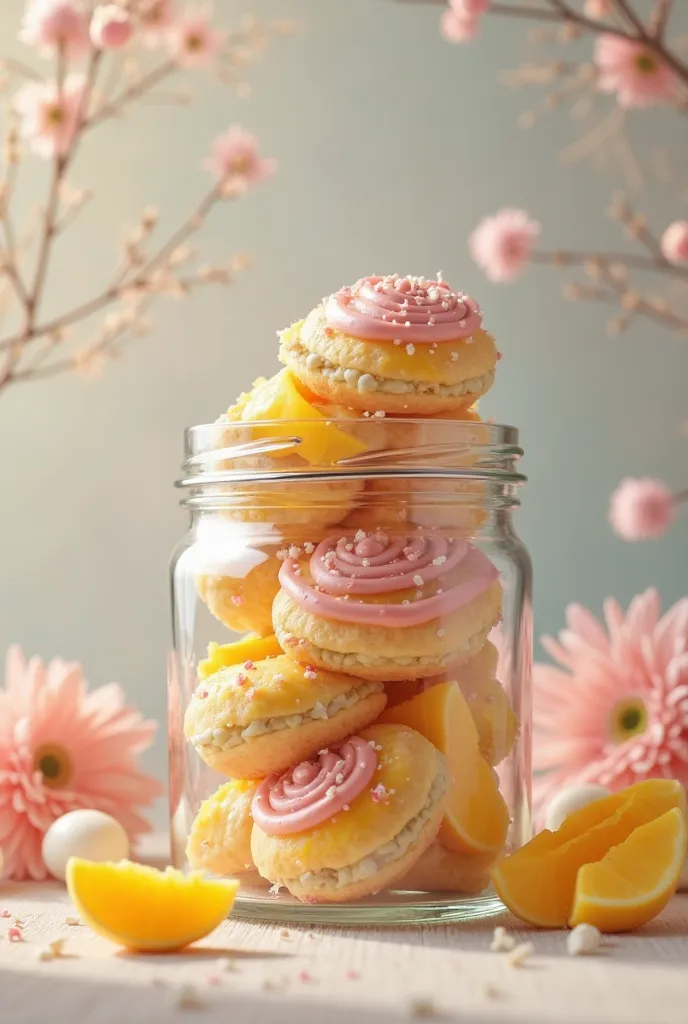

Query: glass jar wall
[169,418,531,925]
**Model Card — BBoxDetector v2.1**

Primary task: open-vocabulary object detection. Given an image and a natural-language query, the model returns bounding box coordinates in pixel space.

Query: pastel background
[1,0,687,823]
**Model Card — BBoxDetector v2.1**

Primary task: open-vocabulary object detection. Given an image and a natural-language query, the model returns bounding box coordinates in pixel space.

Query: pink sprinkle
[406,343,415,355]
[0,909,11,919]
[324,327,334,337]
[304,667,317,681]
[371,783,391,805]
[198,688,209,699]
[8,927,23,942]
[497,351,503,360]
[206,974,222,986]
[236,673,247,685]
[298,970,313,982]
[231,595,244,606]
[346,970,360,980]
[244,661,255,670]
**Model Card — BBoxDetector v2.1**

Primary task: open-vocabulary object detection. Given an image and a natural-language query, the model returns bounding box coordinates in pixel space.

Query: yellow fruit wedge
[492,779,686,928]
[569,808,687,932]
[197,635,282,680]
[380,681,510,856]
[66,859,238,952]
[241,368,368,464]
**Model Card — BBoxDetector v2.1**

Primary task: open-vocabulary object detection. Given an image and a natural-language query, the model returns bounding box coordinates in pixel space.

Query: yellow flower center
[34,744,73,789]
[186,33,204,51]
[635,53,658,75]
[610,698,647,744]
[47,105,65,126]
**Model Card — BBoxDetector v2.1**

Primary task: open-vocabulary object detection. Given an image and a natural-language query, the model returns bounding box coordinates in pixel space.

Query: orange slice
[66,859,238,952]
[492,779,686,928]
[240,368,368,464]
[198,635,282,680]
[380,681,509,856]
[569,807,687,932]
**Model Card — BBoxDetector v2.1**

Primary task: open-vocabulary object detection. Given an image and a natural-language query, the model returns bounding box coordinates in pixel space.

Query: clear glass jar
[169,418,531,925]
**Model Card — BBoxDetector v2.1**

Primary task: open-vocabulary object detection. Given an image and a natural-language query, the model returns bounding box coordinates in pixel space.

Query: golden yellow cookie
[279,276,497,415]
[396,842,495,894]
[186,780,258,876]
[184,654,387,779]
[251,723,448,902]
[273,531,503,681]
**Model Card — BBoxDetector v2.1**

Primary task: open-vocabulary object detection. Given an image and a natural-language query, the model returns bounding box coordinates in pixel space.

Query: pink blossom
[14,73,86,159]
[19,0,91,58]
[609,477,676,541]
[440,9,479,43]
[167,5,224,68]
[661,221,688,265]
[469,208,540,283]
[204,126,276,189]
[450,0,489,13]
[584,0,613,16]
[533,589,688,823]
[138,0,176,47]
[90,5,133,50]
[594,35,678,108]
[0,646,162,880]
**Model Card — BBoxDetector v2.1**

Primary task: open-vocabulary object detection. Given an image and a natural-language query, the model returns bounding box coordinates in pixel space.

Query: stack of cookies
[183,274,518,903]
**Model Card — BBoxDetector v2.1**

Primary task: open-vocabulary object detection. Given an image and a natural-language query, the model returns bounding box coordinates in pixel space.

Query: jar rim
[176,418,527,491]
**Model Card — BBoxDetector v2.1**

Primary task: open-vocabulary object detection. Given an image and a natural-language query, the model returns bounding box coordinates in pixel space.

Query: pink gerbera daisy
[533,589,688,823]
[594,34,678,108]
[0,646,162,880]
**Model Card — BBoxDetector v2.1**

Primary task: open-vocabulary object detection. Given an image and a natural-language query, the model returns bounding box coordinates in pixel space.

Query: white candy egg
[545,784,611,832]
[42,810,130,881]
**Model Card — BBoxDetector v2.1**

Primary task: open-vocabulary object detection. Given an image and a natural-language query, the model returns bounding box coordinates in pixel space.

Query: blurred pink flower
[167,5,224,68]
[440,9,479,43]
[595,35,678,108]
[90,4,133,50]
[450,0,489,13]
[469,208,540,282]
[0,646,162,880]
[204,126,276,189]
[139,0,176,46]
[609,477,676,541]
[584,0,613,16]
[20,0,91,58]
[661,221,688,265]
[14,73,86,159]
[533,589,688,822]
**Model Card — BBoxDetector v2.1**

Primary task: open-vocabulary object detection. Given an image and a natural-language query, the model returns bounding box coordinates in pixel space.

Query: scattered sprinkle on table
[408,997,444,1019]
[174,984,206,1011]
[64,916,81,927]
[567,923,602,956]
[490,926,517,953]
[37,937,68,962]
[507,942,534,968]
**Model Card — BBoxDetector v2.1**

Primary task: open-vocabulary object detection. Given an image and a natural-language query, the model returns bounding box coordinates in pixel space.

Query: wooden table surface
[2,859,688,1024]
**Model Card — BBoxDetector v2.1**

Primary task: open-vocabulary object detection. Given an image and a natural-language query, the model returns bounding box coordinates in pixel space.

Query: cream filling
[190,681,383,752]
[280,764,448,892]
[283,339,494,398]
[275,623,489,670]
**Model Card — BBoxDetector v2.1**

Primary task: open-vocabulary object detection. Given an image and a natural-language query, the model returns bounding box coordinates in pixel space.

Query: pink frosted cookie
[251,723,448,902]
[279,274,497,415]
[272,528,502,681]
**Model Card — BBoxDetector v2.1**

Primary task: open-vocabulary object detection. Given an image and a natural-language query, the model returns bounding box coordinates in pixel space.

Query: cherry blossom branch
[0,2,280,398]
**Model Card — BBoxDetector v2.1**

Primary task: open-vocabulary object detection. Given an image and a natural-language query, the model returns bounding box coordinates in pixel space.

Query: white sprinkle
[354,530,366,542]
[490,926,516,953]
[436,629,445,638]
[288,544,301,558]
[432,555,447,566]
[362,558,371,567]
[37,938,68,962]
[507,942,534,967]
[406,343,415,355]
[64,916,81,927]
[567,924,602,956]
[413,575,424,587]
[268,883,283,896]
[450,351,459,362]
[374,409,386,418]
[326,786,337,799]
[280,929,290,938]
[408,997,443,1019]
[303,542,315,554]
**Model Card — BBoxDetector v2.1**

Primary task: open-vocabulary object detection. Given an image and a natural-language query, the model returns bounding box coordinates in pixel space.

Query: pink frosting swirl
[251,737,377,835]
[324,274,483,343]
[278,530,499,627]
